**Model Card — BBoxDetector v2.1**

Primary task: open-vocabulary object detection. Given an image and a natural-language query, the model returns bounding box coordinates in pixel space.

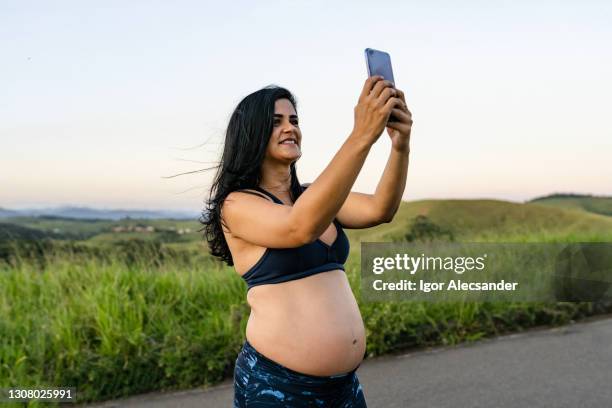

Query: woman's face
[264,98,302,164]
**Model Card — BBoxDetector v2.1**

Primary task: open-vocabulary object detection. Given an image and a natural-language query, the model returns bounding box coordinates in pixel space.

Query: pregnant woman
[202,76,412,407]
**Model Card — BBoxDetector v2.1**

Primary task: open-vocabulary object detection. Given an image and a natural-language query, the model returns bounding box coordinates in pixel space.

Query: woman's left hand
[386,88,412,152]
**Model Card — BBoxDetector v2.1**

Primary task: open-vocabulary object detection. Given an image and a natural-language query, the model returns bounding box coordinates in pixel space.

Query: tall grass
[0,249,247,406]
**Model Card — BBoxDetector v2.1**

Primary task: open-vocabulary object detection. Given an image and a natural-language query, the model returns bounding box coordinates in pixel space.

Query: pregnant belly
[245,270,366,377]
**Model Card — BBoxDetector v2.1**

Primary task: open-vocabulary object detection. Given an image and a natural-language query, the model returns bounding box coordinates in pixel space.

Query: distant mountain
[0,206,197,220]
[529,193,612,217]
[0,207,21,218]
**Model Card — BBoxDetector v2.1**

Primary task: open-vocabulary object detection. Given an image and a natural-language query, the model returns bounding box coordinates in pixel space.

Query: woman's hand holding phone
[385,88,413,152]
[352,75,404,146]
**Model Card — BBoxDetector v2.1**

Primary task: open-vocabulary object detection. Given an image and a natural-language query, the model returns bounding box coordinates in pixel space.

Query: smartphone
[364,48,398,122]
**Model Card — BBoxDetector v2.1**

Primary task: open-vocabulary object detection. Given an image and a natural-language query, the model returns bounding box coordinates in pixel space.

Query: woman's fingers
[386,119,412,135]
[386,113,412,134]
[375,87,397,108]
[394,89,410,112]
[359,76,384,102]
[387,106,413,136]
[370,79,395,100]
[389,108,412,124]
[383,97,404,117]
[396,89,406,103]
[390,88,410,112]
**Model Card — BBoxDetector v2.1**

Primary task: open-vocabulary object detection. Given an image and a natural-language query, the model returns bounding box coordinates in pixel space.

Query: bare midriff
[244,269,366,377]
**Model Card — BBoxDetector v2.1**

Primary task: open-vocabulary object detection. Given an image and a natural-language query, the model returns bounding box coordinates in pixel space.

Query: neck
[259,161,292,193]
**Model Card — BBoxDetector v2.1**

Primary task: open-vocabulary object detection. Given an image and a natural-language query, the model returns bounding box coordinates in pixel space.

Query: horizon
[3,191,611,214]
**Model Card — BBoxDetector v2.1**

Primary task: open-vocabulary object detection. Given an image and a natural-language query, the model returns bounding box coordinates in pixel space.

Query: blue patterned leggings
[233,339,368,407]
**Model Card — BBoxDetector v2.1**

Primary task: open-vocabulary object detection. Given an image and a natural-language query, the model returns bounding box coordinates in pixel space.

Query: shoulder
[222,189,274,215]
[221,189,275,228]
[224,189,274,205]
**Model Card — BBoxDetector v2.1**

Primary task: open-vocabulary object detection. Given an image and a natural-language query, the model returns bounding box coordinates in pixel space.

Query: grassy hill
[343,198,612,244]
[0,222,53,240]
[529,193,612,217]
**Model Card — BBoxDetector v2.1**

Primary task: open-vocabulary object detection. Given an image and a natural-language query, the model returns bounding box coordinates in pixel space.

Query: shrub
[404,215,454,242]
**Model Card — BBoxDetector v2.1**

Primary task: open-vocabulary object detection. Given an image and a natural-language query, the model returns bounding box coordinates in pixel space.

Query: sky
[1,0,611,213]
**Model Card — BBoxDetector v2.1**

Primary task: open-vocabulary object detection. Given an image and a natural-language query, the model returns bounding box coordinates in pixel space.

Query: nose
[281,122,298,134]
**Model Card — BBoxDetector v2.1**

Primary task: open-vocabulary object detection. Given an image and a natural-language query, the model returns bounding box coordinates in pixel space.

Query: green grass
[1,198,612,406]
[344,198,612,244]
[0,253,244,406]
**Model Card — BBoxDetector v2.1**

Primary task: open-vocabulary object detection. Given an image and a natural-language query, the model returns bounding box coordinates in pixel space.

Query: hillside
[1,217,201,239]
[343,198,612,244]
[528,194,612,217]
[0,222,52,241]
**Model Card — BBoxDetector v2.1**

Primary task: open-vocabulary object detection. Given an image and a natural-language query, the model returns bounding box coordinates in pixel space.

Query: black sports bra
[234,185,350,291]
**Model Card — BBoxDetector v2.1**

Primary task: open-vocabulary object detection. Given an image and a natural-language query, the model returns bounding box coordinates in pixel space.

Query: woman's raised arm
[222,76,402,248]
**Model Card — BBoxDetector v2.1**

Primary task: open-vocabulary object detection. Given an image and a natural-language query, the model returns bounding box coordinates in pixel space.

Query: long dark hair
[198,85,304,266]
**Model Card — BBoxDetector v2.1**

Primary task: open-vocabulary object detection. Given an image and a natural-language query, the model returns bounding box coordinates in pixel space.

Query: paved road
[86,315,612,408]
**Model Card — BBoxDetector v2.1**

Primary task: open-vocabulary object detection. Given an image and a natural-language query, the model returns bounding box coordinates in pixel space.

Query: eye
[273,118,299,127]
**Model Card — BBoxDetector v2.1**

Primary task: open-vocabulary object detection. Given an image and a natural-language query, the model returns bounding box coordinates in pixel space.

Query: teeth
[281,140,296,144]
